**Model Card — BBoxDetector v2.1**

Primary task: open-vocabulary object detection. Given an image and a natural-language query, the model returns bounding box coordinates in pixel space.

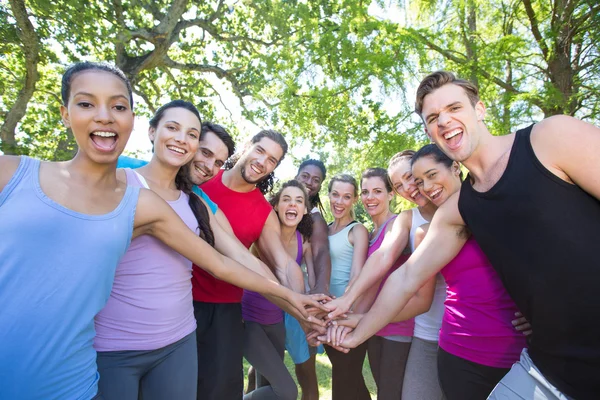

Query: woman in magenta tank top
[410,144,528,400]
[243,180,315,400]
[354,167,415,399]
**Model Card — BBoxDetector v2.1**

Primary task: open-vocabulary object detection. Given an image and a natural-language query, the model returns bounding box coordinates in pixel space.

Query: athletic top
[410,208,446,342]
[458,125,600,398]
[329,221,360,298]
[94,169,197,351]
[193,169,272,303]
[116,155,218,214]
[242,231,303,325]
[439,237,526,368]
[368,216,414,338]
[0,157,138,400]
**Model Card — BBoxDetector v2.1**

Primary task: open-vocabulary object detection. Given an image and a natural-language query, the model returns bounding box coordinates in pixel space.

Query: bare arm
[0,156,21,193]
[304,242,316,290]
[213,208,235,236]
[340,193,467,348]
[326,211,412,318]
[310,212,332,295]
[347,224,370,313]
[133,190,320,318]
[389,224,435,322]
[257,211,306,293]
[532,115,600,200]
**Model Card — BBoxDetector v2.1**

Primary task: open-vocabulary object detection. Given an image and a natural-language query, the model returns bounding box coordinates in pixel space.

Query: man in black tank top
[331,71,600,400]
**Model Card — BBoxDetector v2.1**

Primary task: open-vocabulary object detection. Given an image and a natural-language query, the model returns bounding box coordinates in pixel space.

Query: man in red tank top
[193,129,307,400]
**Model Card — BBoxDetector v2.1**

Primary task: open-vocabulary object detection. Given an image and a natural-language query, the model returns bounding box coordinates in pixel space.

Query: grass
[243,352,377,400]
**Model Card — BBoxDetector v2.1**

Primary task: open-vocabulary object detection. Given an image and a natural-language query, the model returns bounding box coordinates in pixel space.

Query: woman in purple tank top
[410,144,530,400]
[243,180,315,400]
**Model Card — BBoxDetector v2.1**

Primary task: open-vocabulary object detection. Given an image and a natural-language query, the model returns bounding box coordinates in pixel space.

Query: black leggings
[437,347,509,400]
[324,342,371,400]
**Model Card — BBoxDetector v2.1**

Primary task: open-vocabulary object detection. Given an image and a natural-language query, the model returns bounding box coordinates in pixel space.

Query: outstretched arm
[336,194,466,349]
[310,212,332,295]
[326,211,412,318]
[133,189,322,318]
[257,211,306,293]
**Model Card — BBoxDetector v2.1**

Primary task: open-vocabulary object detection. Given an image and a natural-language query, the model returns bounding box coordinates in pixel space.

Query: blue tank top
[329,221,359,298]
[117,155,218,214]
[0,157,139,400]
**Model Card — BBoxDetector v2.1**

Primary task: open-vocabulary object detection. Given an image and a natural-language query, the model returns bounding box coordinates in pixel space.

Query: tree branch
[522,0,549,60]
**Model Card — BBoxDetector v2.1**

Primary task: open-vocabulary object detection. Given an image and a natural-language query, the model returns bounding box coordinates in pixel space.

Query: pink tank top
[369,216,415,338]
[241,231,303,325]
[439,237,527,368]
[94,168,197,351]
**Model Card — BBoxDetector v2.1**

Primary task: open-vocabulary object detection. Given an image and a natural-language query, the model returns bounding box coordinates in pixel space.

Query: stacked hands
[298,295,533,354]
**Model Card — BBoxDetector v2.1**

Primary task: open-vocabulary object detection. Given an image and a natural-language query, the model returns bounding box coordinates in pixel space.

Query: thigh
[367,336,383,385]
[96,350,145,400]
[244,321,297,400]
[377,338,411,400]
[438,347,508,400]
[402,337,444,400]
[141,332,198,400]
[196,302,244,400]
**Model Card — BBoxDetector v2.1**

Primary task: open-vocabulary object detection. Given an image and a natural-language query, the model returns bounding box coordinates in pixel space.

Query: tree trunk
[1,0,40,155]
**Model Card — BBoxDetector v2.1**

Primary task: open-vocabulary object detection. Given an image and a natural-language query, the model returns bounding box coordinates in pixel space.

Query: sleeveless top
[242,230,303,325]
[329,221,360,298]
[368,216,414,338]
[458,125,600,398]
[94,169,198,351]
[193,169,272,303]
[116,155,218,214]
[439,238,526,368]
[0,157,138,400]
[410,208,447,341]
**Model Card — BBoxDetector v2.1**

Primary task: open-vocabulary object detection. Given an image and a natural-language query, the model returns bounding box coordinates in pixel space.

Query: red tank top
[192,169,272,303]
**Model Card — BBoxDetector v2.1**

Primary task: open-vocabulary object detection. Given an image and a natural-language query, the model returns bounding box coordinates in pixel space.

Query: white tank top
[410,208,447,342]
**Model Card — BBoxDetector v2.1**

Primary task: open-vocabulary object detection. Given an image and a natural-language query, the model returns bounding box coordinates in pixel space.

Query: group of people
[0,61,598,400]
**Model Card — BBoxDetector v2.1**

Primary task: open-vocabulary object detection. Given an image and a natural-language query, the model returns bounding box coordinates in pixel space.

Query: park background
[1,0,598,397]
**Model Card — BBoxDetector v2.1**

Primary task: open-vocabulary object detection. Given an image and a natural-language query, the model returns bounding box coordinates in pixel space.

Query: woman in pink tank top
[358,167,415,399]
[411,144,529,400]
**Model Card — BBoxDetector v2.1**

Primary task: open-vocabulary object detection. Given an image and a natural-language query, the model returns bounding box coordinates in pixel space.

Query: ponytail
[175,165,215,247]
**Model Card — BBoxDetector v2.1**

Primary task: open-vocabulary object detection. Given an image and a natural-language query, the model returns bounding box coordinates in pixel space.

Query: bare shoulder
[435,191,466,228]
[133,187,169,233]
[415,223,430,242]
[0,155,22,192]
[531,115,600,183]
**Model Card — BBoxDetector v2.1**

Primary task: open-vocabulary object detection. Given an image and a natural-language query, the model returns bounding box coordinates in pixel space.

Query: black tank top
[458,124,600,399]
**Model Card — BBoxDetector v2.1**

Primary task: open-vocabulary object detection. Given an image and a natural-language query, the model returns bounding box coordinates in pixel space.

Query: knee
[281,383,298,400]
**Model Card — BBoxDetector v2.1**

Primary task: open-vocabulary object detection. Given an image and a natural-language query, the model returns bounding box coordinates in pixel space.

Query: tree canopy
[2,0,599,177]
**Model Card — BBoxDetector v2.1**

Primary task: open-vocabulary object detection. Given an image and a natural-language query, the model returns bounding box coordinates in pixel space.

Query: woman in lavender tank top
[243,180,315,400]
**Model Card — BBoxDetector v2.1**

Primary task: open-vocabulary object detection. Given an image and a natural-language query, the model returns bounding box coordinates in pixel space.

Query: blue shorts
[284,313,324,365]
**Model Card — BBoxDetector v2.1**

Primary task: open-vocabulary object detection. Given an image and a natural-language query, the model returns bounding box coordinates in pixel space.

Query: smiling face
[388,157,429,207]
[239,137,283,184]
[411,155,462,207]
[275,186,308,228]
[421,83,486,163]
[188,130,230,185]
[296,164,324,198]
[328,181,356,220]
[361,176,393,218]
[60,70,134,163]
[149,107,200,168]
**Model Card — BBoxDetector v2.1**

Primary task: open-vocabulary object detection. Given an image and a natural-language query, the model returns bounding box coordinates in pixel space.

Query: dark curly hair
[270,180,313,240]
[225,129,288,195]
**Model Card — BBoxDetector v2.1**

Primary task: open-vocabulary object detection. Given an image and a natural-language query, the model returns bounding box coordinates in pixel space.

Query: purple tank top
[439,237,527,368]
[368,216,415,338]
[242,231,303,324]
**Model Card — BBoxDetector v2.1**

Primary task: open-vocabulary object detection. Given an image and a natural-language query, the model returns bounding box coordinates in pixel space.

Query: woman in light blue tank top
[0,62,325,400]
[324,174,371,400]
